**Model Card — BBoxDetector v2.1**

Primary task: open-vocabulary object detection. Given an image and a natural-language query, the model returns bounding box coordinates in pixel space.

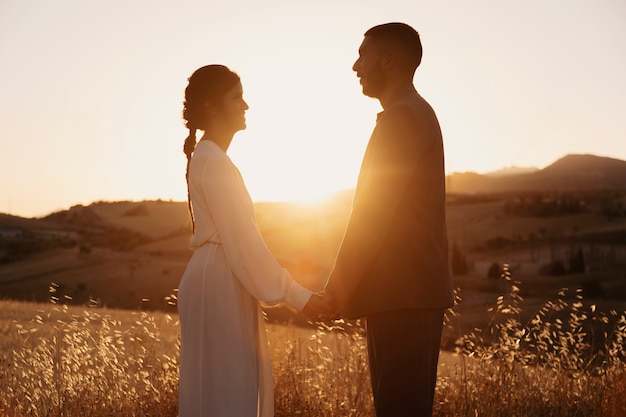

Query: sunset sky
[1,0,625,218]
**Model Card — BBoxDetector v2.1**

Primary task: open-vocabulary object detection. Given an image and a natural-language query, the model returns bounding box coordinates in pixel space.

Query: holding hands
[302,292,339,323]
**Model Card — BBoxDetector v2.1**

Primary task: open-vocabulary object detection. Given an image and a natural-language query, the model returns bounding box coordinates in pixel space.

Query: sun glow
[235,154,356,207]
[226,64,371,208]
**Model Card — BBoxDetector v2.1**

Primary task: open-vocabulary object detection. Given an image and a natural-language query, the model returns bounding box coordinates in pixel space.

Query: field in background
[1,189,625,347]
[2,191,626,330]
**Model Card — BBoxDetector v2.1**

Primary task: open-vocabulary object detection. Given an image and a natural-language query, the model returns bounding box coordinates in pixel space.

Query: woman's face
[220,81,249,133]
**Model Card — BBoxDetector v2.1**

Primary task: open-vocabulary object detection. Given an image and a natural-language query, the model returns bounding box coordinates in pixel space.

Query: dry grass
[442,266,626,417]
[0,297,179,416]
[1,268,625,416]
[272,320,374,416]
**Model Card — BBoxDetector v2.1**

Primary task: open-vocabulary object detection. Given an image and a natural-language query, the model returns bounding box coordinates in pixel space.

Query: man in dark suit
[318,22,454,416]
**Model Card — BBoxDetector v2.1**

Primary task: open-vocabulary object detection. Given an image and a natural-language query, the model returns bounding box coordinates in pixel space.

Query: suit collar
[377,84,418,121]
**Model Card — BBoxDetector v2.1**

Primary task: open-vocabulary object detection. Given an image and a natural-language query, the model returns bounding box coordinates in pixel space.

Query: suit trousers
[366,308,444,417]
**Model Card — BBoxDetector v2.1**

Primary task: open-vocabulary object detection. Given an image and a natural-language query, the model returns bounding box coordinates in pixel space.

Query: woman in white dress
[177,65,331,417]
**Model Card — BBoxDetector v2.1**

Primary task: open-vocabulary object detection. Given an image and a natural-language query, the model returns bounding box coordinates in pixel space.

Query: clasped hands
[302,291,339,323]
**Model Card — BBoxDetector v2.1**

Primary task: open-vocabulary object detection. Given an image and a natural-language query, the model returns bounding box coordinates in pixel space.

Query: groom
[307,22,454,416]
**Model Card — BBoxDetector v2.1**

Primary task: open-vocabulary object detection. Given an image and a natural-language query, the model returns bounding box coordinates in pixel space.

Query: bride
[177,64,331,416]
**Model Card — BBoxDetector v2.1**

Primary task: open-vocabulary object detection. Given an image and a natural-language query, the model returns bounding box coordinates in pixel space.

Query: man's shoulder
[382,92,438,125]
[390,90,433,113]
[377,91,442,143]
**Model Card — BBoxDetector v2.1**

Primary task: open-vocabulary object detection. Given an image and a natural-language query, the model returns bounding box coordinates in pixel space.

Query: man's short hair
[364,22,423,70]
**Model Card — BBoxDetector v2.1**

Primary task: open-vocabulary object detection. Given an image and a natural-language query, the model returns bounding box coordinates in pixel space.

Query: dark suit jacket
[326,88,454,319]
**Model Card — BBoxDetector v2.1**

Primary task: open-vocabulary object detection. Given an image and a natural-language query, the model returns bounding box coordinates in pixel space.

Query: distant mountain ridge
[1,154,625,226]
[447,154,626,194]
[484,166,539,177]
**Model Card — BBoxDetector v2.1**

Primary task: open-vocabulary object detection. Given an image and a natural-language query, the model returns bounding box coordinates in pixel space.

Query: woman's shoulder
[191,141,238,179]
[192,141,231,164]
[193,140,225,156]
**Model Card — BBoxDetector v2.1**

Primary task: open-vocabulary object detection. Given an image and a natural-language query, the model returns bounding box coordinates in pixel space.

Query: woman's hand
[302,292,338,322]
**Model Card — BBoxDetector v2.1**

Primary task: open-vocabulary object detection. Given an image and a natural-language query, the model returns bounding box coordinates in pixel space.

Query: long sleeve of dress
[195,151,312,311]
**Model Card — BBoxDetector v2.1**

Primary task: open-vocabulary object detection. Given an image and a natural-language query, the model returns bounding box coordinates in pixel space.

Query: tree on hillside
[487,262,501,279]
[569,246,586,274]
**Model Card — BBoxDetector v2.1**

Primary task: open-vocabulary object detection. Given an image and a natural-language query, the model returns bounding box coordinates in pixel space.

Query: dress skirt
[178,242,274,417]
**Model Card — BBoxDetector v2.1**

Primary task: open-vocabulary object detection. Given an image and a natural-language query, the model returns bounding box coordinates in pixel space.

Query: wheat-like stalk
[1,271,625,416]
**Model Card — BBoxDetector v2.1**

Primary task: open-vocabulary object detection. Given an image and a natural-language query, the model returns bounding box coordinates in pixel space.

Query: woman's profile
[177,65,330,416]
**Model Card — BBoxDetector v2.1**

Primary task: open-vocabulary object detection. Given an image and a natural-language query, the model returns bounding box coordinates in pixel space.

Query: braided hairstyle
[182,65,241,233]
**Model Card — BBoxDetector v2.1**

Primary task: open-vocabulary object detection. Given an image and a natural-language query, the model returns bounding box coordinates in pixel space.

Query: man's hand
[302,293,338,322]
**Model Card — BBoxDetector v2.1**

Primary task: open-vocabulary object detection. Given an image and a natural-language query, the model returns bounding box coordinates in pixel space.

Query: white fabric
[178,140,312,417]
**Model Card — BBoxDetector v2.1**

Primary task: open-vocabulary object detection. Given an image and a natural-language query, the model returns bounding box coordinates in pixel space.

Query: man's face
[352,36,386,99]
[221,81,249,133]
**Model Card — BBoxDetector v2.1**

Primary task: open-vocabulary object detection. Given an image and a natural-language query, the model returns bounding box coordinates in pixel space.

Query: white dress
[178,140,312,417]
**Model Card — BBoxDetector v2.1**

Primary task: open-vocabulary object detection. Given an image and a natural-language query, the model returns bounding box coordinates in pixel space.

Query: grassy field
[2,267,625,417]
[2,195,626,415]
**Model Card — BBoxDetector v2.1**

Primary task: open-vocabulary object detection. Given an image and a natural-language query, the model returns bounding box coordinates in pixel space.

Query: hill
[0,192,354,319]
[447,154,626,194]
[1,154,626,320]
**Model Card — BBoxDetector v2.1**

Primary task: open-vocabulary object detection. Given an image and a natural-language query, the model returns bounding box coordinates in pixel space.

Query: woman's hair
[182,64,240,233]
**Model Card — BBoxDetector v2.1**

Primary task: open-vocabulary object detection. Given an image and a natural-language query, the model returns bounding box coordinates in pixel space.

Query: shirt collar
[377,84,417,121]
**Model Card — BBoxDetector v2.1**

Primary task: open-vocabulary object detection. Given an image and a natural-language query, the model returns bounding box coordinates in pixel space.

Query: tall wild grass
[1,267,625,416]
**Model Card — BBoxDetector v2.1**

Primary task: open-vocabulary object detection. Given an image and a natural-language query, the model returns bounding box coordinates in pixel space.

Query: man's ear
[380,50,398,71]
